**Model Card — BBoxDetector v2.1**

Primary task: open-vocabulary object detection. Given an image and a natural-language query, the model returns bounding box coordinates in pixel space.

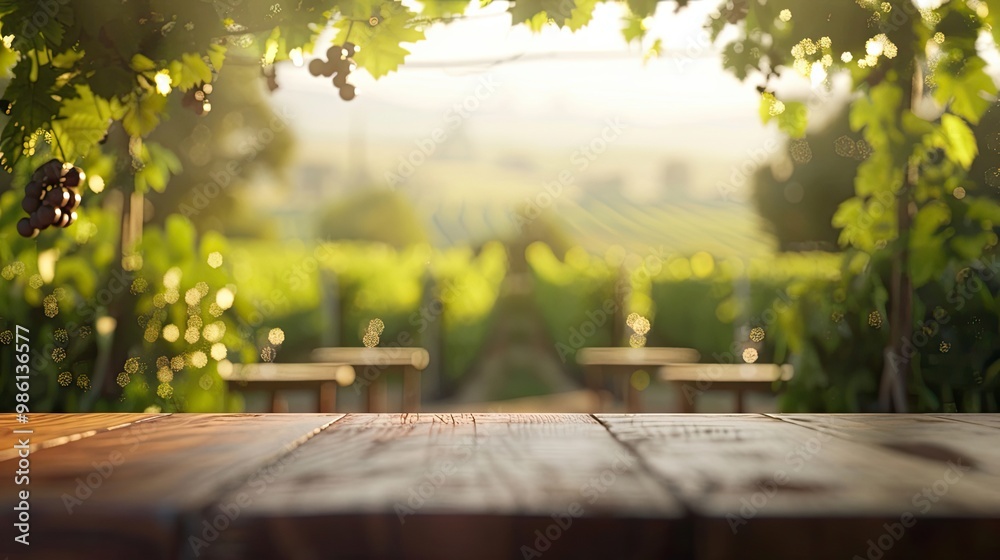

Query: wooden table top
[3,413,999,559]
[310,347,430,369]
[225,363,357,385]
[660,363,795,383]
[576,346,701,366]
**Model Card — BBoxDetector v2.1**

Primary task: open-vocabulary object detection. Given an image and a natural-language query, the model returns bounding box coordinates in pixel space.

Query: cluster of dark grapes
[308,42,358,101]
[17,159,82,238]
[181,83,214,116]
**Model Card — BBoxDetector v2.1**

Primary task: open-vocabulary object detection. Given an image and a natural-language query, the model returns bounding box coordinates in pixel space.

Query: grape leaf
[855,151,903,196]
[208,44,226,72]
[50,85,112,161]
[131,54,157,73]
[987,1,1000,45]
[134,141,182,193]
[966,197,1000,223]
[644,37,663,63]
[950,232,992,261]
[909,201,951,287]
[622,13,646,43]
[832,197,867,249]
[626,0,659,18]
[122,92,167,137]
[933,55,996,125]
[0,59,65,169]
[566,0,599,31]
[0,0,73,50]
[339,0,382,19]
[10,64,60,122]
[334,1,425,79]
[168,52,213,91]
[419,0,473,18]
[850,81,903,150]
[509,0,578,28]
[939,113,977,169]
[759,93,807,138]
[0,39,17,77]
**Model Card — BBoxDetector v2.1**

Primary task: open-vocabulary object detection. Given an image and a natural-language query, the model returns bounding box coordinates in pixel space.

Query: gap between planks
[589,412,731,520]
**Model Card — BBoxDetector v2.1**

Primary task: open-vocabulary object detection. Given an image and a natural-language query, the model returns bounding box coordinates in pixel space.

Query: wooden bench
[222,363,357,412]
[310,347,430,412]
[8,413,1000,559]
[576,347,701,412]
[659,362,794,412]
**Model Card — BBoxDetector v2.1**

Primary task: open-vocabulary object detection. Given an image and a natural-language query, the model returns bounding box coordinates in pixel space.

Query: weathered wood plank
[0,413,165,462]
[198,413,686,560]
[3,413,999,560]
[597,414,1000,560]
[771,414,1000,485]
[935,413,1000,430]
[0,414,342,560]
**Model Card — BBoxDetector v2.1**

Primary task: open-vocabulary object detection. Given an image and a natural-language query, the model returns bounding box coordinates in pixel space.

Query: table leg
[584,365,606,412]
[735,389,746,413]
[677,383,695,413]
[402,366,420,412]
[625,371,641,413]
[319,382,337,413]
[367,376,387,413]
[271,391,289,413]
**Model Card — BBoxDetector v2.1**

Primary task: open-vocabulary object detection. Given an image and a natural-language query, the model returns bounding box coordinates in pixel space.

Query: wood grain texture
[0,413,165,462]
[199,413,686,560]
[936,413,1000,429]
[770,413,1000,496]
[597,414,1000,559]
[0,414,342,560]
[3,413,999,560]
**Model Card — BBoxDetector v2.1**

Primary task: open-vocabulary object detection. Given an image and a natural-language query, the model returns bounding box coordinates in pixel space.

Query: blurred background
[3,0,1000,414]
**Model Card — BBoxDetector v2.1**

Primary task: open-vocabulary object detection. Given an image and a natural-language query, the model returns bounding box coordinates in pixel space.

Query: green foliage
[334,1,425,79]
[223,240,507,384]
[125,216,249,412]
[51,85,120,159]
[133,141,182,194]
[318,189,429,247]
[526,243,620,367]
[509,0,600,28]
[4,0,1000,413]
[759,93,807,138]
[715,0,1000,410]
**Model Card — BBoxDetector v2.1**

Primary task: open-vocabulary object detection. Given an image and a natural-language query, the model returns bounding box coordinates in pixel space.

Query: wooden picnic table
[576,347,701,412]
[221,363,357,412]
[310,347,430,412]
[660,363,794,413]
[5,413,999,559]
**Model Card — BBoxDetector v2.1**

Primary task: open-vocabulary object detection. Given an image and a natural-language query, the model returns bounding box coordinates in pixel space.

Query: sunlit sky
[254,0,1000,249]
[256,1,869,249]
[270,1,799,161]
